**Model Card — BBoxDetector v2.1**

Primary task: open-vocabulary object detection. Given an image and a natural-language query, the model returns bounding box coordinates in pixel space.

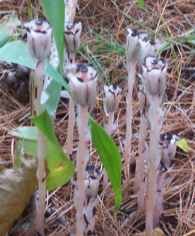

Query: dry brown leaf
[0,160,36,235]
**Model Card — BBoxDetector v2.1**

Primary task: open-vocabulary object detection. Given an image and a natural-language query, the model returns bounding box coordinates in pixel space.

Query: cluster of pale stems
[24,18,177,236]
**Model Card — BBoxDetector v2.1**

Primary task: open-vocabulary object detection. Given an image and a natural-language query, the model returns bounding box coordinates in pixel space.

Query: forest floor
[0,0,195,235]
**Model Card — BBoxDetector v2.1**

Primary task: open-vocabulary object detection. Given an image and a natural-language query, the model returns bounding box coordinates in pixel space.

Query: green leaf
[176,138,190,153]
[9,126,37,141]
[0,30,10,48]
[0,40,36,68]
[0,40,68,115]
[46,63,68,90]
[41,0,65,73]
[9,126,37,166]
[89,118,122,208]
[137,0,145,8]
[33,111,74,191]
[41,78,62,116]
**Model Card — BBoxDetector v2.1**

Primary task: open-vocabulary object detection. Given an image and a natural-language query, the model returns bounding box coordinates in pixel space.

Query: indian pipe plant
[26,19,52,235]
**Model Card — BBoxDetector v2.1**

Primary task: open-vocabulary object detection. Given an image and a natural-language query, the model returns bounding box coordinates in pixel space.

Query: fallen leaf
[0,160,36,235]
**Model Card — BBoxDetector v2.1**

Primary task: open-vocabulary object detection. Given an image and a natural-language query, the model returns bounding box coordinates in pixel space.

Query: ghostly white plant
[67,63,97,236]
[26,19,52,236]
[103,84,121,134]
[124,29,140,179]
[65,21,82,63]
[141,56,167,235]
[135,86,149,211]
[64,22,82,155]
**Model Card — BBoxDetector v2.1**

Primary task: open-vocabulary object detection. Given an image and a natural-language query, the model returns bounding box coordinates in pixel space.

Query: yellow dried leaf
[176,138,190,153]
[0,160,36,235]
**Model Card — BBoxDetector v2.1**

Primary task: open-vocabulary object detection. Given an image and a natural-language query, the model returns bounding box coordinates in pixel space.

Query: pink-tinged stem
[136,116,148,210]
[145,98,161,236]
[32,61,46,236]
[75,106,88,236]
[124,61,136,179]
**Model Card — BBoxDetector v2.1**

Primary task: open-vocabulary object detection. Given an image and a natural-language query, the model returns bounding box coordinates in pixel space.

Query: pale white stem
[145,98,161,236]
[65,0,78,24]
[124,61,136,179]
[64,97,75,154]
[136,115,147,210]
[75,106,88,236]
[107,112,115,135]
[32,61,47,236]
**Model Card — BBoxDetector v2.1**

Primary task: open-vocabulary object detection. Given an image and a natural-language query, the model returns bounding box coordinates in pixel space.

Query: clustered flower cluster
[24,14,177,236]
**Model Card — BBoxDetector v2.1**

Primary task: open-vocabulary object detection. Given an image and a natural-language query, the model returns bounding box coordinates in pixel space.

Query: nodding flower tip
[103,85,121,115]
[65,22,82,60]
[126,28,140,62]
[67,64,97,107]
[141,56,167,98]
[26,19,52,61]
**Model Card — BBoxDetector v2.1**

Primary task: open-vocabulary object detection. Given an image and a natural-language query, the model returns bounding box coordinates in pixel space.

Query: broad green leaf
[89,118,122,208]
[0,41,67,89]
[137,0,145,8]
[41,0,65,73]
[0,30,10,48]
[9,126,37,166]
[33,111,74,191]
[0,41,36,68]
[46,63,68,90]
[41,79,62,116]
[176,138,190,153]
[17,139,37,157]
[9,126,37,141]
[0,40,68,115]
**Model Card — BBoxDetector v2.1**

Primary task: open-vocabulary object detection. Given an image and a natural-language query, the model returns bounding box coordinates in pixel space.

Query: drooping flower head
[126,28,140,63]
[141,56,167,100]
[66,63,97,108]
[65,22,82,62]
[26,19,52,61]
[103,84,121,115]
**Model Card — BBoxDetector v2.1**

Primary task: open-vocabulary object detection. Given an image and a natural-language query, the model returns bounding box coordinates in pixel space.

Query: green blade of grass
[41,0,65,74]
[33,111,74,191]
[89,118,122,208]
